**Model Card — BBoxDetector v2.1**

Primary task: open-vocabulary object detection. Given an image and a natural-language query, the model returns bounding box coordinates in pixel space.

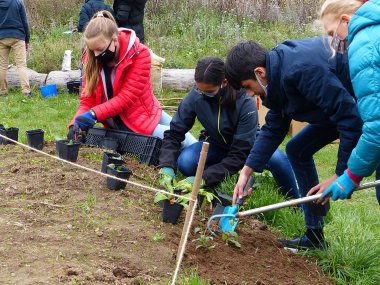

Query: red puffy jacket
[70,29,162,135]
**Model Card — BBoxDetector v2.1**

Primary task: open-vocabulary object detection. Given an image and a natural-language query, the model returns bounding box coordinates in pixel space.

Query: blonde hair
[83,10,118,96]
[320,0,363,21]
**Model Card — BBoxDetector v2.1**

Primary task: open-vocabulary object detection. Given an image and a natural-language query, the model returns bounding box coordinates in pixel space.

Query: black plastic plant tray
[85,127,162,165]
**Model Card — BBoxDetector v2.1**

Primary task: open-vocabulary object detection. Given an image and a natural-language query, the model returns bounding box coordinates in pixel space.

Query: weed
[152,232,165,242]
[75,193,96,214]
[123,197,133,208]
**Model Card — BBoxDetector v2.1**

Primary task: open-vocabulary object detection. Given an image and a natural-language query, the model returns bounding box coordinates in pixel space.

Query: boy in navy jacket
[226,37,362,250]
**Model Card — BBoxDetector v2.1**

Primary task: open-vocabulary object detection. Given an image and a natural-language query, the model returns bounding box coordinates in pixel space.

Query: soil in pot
[26,129,45,150]
[0,127,18,145]
[162,200,184,224]
[101,152,124,173]
[106,164,132,190]
[56,139,81,162]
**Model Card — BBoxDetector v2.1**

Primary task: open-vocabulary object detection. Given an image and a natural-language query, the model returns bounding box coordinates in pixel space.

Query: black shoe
[278,229,329,251]
[24,92,32,97]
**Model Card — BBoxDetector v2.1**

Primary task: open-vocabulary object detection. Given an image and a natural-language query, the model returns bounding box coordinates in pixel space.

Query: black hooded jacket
[245,37,362,176]
[159,88,258,187]
[113,0,147,43]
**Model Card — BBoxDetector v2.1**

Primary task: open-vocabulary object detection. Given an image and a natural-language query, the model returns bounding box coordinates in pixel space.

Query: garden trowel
[210,176,255,234]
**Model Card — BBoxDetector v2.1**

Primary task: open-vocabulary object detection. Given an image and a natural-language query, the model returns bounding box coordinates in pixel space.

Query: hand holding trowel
[207,176,255,236]
[208,179,380,236]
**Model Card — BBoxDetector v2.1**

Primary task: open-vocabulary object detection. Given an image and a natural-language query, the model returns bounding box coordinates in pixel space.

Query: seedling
[221,231,241,248]
[198,188,221,210]
[192,227,216,250]
[107,163,125,172]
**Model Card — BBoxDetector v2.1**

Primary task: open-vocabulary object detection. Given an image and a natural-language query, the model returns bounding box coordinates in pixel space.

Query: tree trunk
[6,66,47,88]
[6,68,195,91]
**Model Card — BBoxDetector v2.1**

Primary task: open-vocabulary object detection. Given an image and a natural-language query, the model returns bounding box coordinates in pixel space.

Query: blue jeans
[178,141,299,199]
[286,124,339,230]
[152,111,198,148]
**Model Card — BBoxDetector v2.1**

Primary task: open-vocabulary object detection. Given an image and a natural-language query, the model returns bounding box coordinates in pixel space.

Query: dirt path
[0,143,335,284]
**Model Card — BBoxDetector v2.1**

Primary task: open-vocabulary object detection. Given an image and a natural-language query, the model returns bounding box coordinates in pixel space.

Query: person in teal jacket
[309,0,380,204]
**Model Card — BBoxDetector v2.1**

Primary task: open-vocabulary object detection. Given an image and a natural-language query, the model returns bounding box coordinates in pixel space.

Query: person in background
[158,56,299,201]
[226,37,362,250]
[68,10,195,147]
[77,0,114,33]
[113,0,147,43]
[309,0,380,205]
[0,0,31,97]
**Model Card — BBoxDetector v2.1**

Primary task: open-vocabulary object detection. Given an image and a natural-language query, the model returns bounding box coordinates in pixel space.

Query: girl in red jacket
[68,10,196,145]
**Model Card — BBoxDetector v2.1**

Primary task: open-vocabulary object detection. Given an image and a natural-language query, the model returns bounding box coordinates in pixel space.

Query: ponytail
[83,10,118,96]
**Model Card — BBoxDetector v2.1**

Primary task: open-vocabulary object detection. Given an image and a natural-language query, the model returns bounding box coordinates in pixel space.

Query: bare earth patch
[0,143,335,284]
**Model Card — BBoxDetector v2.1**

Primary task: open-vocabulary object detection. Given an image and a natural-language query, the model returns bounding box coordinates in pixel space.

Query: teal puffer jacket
[347,0,380,177]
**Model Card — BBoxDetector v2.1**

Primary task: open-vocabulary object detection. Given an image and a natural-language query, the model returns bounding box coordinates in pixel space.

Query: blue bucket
[40,84,57,98]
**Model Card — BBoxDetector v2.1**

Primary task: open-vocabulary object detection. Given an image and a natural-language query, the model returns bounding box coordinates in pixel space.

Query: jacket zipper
[218,97,227,144]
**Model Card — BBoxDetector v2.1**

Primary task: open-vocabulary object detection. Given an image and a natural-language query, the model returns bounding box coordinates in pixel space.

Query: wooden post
[176,142,209,261]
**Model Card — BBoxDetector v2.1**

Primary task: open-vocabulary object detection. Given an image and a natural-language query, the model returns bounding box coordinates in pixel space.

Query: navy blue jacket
[0,0,30,43]
[77,0,114,32]
[159,88,258,186]
[246,37,363,176]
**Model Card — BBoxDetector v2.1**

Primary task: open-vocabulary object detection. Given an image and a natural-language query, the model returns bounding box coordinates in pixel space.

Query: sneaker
[278,235,329,251]
[24,92,32,97]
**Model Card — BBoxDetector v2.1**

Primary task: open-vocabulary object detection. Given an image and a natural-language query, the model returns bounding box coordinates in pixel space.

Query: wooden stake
[176,142,209,261]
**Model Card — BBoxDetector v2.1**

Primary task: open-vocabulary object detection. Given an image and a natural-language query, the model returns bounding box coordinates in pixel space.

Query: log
[46,70,81,87]
[6,67,47,88]
[162,69,194,91]
[6,68,195,91]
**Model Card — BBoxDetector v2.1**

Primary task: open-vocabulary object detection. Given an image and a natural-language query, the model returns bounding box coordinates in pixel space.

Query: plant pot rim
[26,129,45,134]
[57,139,81,145]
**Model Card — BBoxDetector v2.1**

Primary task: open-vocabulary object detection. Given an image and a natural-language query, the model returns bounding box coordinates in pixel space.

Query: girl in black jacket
[158,57,299,200]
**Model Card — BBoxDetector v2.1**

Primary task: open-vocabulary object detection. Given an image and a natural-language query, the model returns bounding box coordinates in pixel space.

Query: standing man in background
[77,0,114,33]
[0,0,31,97]
[113,0,147,43]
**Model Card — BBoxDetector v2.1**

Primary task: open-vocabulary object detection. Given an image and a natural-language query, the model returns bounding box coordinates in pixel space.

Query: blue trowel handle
[236,176,255,206]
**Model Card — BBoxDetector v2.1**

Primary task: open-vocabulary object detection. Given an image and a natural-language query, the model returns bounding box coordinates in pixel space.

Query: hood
[348,0,380,44]
[114,28,138,66]
[0,0,12,8]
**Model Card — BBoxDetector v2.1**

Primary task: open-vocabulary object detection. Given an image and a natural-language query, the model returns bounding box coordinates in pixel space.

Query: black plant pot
[99,137,118,150]
[56,139,81,162]
[101,152,123,173]
[0,127,19,145]
[106,165,132,190]
[26,129,45,150]
[162,200,184,224]
[67,80,81,94]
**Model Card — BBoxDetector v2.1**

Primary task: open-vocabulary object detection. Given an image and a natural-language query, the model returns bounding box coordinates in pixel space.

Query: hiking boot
[278,229,329,251]
[24,92,32,97]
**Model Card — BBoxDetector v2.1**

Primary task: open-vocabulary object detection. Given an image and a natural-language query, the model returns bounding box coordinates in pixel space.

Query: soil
[0,143,335,285]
